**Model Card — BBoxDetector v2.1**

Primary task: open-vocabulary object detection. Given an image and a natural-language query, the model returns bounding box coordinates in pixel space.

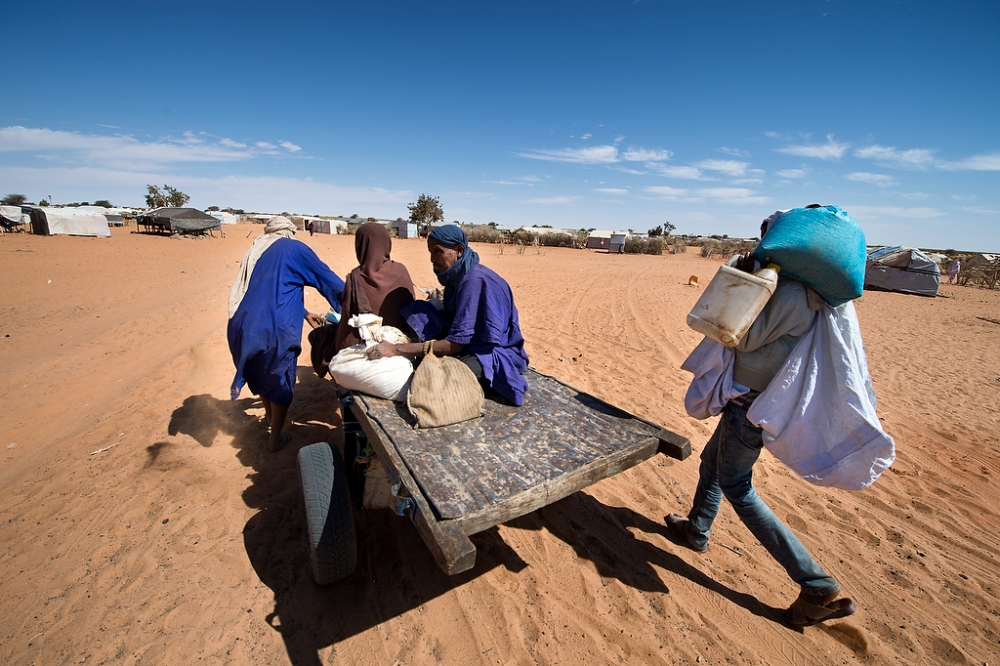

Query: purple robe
[445,264,529,405]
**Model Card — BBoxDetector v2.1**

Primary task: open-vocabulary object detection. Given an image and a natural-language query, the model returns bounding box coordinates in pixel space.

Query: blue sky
[3,0,998,250]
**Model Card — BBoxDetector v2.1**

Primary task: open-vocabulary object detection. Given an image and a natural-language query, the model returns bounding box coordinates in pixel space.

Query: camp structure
[864,246,940,297]
[136,207,221,235]
[585,230,613,250]
[28,207,111,237]
[1,205,25,231]
[208,211,239,225]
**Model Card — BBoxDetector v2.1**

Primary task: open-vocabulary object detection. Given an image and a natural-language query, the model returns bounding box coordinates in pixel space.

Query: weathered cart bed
[297,369,690,584]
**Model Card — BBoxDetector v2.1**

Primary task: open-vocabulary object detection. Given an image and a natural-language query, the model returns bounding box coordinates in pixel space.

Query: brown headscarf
[334,223,415,351]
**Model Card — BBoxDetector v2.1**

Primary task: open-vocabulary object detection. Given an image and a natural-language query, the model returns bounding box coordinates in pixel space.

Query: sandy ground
[2,224,999,666]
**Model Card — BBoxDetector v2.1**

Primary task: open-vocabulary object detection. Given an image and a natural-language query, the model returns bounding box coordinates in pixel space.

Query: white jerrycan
[686,260,779,347]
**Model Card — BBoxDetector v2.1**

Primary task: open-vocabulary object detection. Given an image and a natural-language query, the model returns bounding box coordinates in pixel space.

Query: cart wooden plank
[353,369,690,527]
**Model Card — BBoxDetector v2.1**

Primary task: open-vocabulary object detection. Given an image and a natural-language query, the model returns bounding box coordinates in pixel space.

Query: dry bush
[672,238,687,254]
[698,238,755,259]
[465,225,505,244]
[624,236,664,255]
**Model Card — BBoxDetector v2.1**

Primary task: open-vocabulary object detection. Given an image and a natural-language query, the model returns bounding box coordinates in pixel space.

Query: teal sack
[754,206,866,306]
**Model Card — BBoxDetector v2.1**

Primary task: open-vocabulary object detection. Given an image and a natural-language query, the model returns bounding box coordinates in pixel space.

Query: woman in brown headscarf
[309,222,415,376]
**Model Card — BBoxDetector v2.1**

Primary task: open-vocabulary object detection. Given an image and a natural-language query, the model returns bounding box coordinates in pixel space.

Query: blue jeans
[684,401,840,597]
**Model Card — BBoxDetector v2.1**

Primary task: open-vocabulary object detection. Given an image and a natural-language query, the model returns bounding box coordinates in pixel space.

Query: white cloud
[219,138,247,148]
[0,165,413,214]
[695,187,769,205]
[696,159,748,177]
[525,195,582,205]
[846,172,895,187]
[483,175,543,186]
[644,186,688,200]
[961,206,997,215]
[256,141,276,149]
[845,206,946,220]
[0,125,255,169]
[581,133,592,140]
[775,133,848,160]
[939,152,1000,171]
[279,141,302,153]
[855,145,935,169]
[774,169,806,179]
[649,164,704,179]
[517,145,619,164]
[621,147,672,162]
[595,187,628,195]
[718,147,747,157]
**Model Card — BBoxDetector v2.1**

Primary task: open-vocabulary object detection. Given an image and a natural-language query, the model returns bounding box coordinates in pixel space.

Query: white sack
[681,336,747,420]
[328,315,414,401]
[747,301,895,491]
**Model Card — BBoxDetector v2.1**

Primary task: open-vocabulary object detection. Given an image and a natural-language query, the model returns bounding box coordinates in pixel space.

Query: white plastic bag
[747,301,895,490]
[328,315,414,401]
[681,336,748,419]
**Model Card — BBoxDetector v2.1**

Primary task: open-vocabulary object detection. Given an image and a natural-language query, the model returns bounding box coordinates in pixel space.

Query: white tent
[33,207,111,237]
[1,205,22,229]
[209,211,239,225]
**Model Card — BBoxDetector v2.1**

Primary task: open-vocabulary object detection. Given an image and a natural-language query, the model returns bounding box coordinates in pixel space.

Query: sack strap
[423,340,435,358]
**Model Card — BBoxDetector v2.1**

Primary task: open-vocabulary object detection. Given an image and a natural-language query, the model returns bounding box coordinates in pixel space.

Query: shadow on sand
[168,367,787,665]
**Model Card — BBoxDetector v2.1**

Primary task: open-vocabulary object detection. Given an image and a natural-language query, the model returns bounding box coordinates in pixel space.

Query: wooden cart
[297,369,691,584]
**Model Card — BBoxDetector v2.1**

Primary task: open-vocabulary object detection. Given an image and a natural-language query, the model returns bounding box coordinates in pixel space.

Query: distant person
[228,216,344,452]
[948,259,960,284]
[308,222,416,376]
[307,220,314,236]
[667,207,857,627]
[366,224,529,405]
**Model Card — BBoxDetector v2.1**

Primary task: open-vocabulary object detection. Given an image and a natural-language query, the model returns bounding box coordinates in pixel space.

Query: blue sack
[754,206,866,306]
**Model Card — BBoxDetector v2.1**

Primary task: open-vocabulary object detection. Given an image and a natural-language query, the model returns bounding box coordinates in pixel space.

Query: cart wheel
[297,442,357,584]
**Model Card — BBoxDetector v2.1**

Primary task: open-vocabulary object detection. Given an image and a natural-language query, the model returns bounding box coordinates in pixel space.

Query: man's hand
[366,342,396,360]
[305,312,325,329]
[734,252,756,274]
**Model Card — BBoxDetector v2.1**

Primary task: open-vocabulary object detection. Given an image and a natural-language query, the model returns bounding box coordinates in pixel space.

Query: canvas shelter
[1,205,23,231]
[137,207,221,235]
[585,230,613,250]
[864,246,940,297]
[28,207,111,237]
[209,211,239,225]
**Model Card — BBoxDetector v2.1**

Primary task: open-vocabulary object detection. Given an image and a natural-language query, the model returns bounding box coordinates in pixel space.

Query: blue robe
[445,264,529,405]
[228,238,344,406]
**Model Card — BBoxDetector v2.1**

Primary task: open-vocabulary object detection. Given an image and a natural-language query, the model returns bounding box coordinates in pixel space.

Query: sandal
[787,592,857,627]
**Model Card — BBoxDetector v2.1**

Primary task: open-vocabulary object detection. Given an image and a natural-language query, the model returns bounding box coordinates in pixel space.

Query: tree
[145,184,190,208]
[93,199,113,208]
[407,194,443,235]
[206,205,220,211]
[38,199,48,207]
[1,193,27,206]
[648,225,663,237]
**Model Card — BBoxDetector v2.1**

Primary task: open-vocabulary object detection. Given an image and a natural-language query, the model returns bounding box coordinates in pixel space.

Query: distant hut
[136,207,221,235]
[609,233,627,254]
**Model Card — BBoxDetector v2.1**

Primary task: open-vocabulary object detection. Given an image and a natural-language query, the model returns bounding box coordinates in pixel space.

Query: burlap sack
[406,341,484,428]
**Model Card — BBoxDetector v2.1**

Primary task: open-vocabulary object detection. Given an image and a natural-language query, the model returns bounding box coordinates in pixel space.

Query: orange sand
[2,225,999,665]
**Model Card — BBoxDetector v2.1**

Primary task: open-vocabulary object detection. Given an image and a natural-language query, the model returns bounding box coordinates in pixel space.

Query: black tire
[297,442,357,584]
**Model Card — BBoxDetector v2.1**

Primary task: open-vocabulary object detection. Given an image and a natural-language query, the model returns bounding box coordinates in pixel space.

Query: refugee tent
[585,230,613,250]
[864,246,940,296]
[73,205,125,226]
[209,211,239,225]
[28,207,111,237]
[137,207,221,235]
[1,205,23,231]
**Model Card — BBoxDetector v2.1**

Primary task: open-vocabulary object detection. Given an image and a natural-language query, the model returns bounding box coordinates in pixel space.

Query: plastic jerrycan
[686,261,780,347]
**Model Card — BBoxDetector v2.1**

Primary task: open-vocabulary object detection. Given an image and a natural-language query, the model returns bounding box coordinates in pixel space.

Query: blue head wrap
[428,225,480,314]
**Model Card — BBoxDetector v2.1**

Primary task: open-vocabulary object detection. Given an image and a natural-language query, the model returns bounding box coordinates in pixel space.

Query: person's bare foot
[269,430,291,453]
